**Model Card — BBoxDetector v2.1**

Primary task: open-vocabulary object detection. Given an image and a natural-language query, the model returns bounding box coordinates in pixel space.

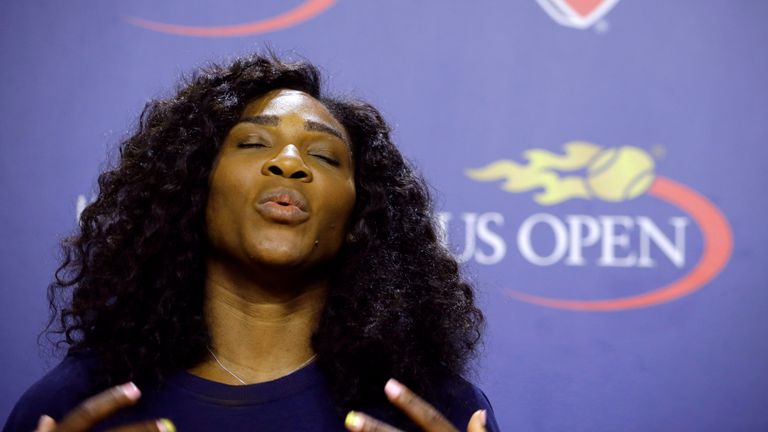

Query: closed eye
[237,142,268,148]
[311,153,340,166]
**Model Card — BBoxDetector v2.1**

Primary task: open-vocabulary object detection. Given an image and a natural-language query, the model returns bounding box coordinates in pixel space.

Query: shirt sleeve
[2,355,97,432]
[474,385,501,432]
[435,376,501,432]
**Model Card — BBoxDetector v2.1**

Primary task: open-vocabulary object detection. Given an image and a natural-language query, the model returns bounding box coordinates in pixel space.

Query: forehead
[241,89,346,136]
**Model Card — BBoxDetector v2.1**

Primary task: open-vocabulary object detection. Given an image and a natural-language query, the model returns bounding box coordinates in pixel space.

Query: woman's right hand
[34,382,175,432]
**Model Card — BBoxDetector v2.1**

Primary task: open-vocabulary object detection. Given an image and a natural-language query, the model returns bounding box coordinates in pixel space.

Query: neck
[190,257,329,384]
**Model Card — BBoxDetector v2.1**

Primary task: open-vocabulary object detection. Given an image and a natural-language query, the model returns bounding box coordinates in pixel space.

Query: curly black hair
[48,53,484,410]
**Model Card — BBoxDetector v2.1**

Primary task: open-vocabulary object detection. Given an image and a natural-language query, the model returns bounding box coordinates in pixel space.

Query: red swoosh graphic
[565,0,605,17]
[505,176,733,311]
[125,0,336,37]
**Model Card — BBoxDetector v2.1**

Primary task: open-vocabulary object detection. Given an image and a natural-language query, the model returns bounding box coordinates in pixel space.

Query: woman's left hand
[344,379,487,432]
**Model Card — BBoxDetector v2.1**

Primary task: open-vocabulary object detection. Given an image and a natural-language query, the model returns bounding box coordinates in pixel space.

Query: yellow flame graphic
[466,141,656,205]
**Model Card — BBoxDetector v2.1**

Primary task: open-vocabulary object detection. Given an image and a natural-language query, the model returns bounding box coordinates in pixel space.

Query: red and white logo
[537,0,620,29]
[125,0,336,38]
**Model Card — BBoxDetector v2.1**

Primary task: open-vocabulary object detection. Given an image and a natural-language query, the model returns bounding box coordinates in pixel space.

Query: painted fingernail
[480,409,487,426]
[37,415,54,429]
[384,378,403,399]
[157,418,176,432]
[119,382,141,401]
[345,411,364,431]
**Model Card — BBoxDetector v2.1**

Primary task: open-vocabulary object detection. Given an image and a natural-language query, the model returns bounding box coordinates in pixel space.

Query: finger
[345,411,403,432]
[106,418,176,432]
[466,410,487,432]
[35,415,56,432]
[384,379,457,432]
[57,382,142,432]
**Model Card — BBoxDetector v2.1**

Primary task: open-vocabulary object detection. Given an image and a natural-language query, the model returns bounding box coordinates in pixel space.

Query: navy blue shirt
[4,354,500,431]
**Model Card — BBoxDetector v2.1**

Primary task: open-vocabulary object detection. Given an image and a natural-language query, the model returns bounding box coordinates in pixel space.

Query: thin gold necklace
[206,346,317,385]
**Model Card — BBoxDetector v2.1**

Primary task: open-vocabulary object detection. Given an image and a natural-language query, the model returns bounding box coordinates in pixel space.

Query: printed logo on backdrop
[438,142,732,312]
[537,0,620,30]
[125,0,336,37]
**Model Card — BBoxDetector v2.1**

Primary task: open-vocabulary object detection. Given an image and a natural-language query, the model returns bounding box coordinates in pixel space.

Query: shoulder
[364,375,500,432]
[3,353,99,432]
[431,376,500,432]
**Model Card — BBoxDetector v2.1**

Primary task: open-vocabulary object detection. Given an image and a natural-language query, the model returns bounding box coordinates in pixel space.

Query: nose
[262,144,312,181]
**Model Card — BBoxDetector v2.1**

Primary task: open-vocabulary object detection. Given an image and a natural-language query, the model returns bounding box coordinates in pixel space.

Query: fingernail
[345,411,364,431]
[157,418,176,432]
[384,378,403,399]
[37,415,54,428]
[480,409,487,426]
[119,382,141,401]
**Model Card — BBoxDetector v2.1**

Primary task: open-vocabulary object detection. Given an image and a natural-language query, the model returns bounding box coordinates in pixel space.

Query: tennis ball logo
[466,141,656,205]
[586,146,655,202]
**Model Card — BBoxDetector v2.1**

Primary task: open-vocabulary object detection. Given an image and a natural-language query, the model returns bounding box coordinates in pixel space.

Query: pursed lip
[255,188,310,224]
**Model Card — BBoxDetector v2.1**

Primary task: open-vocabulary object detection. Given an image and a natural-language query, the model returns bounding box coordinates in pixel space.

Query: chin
[247,240,314,268]
[251,253,309,269]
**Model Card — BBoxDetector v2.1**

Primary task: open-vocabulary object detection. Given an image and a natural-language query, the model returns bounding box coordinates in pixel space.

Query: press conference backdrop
[1,1,766,430]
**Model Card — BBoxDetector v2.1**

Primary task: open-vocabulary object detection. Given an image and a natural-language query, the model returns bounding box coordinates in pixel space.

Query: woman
[4,54,499,431]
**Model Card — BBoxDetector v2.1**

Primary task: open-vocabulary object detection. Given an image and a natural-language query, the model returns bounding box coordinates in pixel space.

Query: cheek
[205,167,253,243]
[340,185,357,227]
[208,164,255,210]
[204,189,231,250]
[318,182,356,242]
[327,177,356,216]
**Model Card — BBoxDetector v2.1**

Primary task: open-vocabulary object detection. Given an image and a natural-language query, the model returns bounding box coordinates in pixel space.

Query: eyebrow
[305,120,346,142]
[238,115,347,143]
[239,115,280,126]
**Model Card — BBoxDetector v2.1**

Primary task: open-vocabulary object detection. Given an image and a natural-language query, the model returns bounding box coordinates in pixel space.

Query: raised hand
[345,379,487,432]
[33,382,175,432]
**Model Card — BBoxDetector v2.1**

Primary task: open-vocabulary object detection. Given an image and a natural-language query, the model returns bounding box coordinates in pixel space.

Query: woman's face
[206,89,356,274]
